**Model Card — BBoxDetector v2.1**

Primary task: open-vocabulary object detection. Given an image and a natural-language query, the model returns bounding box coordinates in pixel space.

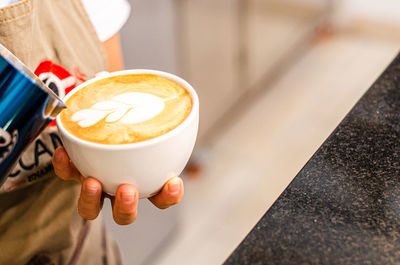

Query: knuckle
[78,199,93,211]
[166,194,182,206]
[78,204,98,220]
[78,197,100,217]
[157,204,170,210]
[81,194,98,205]
[52,165,65,179]
[118,208,134,216]
[155,197,181,209]
[116,214,136,225]
[114,207,137,225]
[54,167,74,181]
[170,197,181,205]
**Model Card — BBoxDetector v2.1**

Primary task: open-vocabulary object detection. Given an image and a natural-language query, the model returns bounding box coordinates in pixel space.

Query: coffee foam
[60,74,192,145]
[71,92,167,127]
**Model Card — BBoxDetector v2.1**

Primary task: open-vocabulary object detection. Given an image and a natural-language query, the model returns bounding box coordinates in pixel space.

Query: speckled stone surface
[224,53,400,265]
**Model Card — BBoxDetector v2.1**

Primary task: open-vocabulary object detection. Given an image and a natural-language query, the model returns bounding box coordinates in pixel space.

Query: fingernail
[121,189,135,204]
[167,178,181,194]
[85,183,98,196]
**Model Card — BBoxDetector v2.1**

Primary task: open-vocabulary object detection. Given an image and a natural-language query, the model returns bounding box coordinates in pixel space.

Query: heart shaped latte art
[71,92,169,127]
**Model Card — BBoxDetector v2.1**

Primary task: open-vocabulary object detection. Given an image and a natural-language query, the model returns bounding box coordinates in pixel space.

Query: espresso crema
[60,74,192,144]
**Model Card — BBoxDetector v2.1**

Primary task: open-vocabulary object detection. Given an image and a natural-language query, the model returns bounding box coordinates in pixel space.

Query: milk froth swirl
[60,74,192,145]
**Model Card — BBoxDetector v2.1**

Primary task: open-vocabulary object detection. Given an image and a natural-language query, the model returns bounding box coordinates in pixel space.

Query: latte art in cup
[60,74,193,145]
[56,69,199,197]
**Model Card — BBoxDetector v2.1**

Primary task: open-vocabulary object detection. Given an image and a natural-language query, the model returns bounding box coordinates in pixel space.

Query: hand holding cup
[52,146,184,225]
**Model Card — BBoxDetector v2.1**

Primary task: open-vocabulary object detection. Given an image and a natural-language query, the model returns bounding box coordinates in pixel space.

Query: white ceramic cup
[56,69,199,198]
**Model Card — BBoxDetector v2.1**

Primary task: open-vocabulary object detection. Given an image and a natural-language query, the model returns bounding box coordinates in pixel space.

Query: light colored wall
[337,0,400,24]
[120,0,178,73]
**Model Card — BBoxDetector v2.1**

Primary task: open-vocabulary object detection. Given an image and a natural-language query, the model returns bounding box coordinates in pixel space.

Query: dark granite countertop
[224,53,400,265]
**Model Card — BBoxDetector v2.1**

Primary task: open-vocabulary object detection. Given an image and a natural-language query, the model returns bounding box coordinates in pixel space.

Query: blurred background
[101,0,400,264]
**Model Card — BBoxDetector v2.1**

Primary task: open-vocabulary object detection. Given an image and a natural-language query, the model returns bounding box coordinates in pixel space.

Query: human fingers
[149,177,184,209]
[52,147,83,183]
[78,177,103,220]
[113,184,139,225]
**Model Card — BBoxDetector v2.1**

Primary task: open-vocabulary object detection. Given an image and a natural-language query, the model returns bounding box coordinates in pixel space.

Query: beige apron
[0,1,123,264]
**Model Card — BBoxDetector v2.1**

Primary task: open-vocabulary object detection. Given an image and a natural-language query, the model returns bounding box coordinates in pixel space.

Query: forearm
[103,33,124,72]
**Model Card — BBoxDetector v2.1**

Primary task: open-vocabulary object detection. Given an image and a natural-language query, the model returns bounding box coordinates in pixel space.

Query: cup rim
[56,69,199,150]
